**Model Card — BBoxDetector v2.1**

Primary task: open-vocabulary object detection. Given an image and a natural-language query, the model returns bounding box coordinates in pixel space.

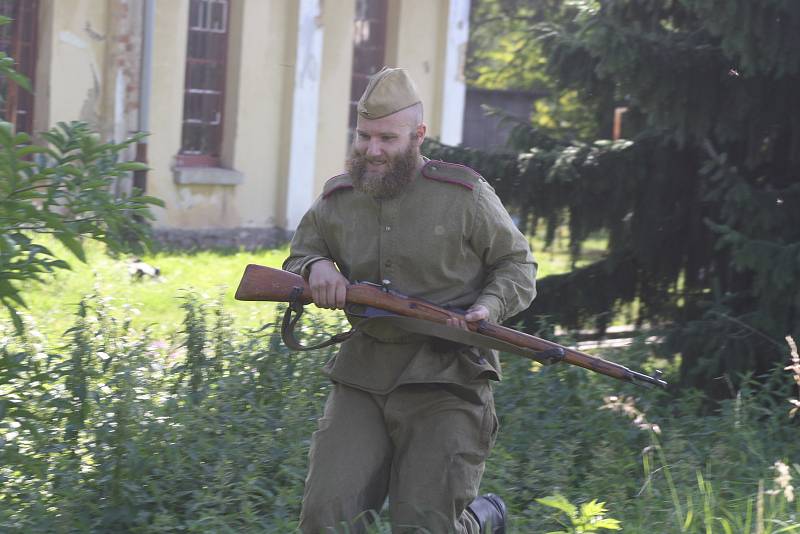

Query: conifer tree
[429,0,800,395]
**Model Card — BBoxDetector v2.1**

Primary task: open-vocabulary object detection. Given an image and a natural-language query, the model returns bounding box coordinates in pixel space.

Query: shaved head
[395,102,424,130]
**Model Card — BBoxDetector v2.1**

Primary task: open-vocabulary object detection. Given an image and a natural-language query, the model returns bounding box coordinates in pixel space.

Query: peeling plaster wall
[245,0,295,229]
[314,0,356,194]
[100,0,143,145]
[285,0,324,230]
[146,0,295,230]
[36,0,460,234]
[386,0,447,140]
[275,0,301,229]
[47,0,109,129]
[37,0,141,198]
[146,0,188,228]
[229,0,295,230]
[32,1,54,135]
[173,184,239,228]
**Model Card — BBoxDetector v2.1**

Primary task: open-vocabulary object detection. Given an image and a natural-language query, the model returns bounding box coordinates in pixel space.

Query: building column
[439,0,470,146]
[101,0,145,196]
[285,0,324,231]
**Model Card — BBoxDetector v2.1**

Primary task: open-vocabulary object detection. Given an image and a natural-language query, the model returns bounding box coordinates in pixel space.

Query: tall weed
[1,299,798,532]
[0,293,335,531]
[483,339,799,532]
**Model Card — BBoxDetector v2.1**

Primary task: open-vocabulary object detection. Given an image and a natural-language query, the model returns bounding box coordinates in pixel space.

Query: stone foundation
[152,227,292,251]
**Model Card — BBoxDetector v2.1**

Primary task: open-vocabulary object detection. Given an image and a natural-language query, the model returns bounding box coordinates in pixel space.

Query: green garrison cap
[357,66,421,120]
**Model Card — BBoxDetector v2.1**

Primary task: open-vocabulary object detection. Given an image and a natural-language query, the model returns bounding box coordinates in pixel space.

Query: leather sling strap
[280,293,565,366]
[280,291,356,351]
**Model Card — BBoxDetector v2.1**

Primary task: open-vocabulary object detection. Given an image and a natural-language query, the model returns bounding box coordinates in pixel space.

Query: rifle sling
[281,299,565,365]
[358,314,564,365]
[281,296,356,351]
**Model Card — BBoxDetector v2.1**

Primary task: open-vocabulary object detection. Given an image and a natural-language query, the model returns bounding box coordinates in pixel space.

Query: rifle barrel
[474,319,667,388]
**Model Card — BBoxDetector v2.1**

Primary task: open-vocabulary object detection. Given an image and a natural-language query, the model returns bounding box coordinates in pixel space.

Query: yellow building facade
[4,0,470,241]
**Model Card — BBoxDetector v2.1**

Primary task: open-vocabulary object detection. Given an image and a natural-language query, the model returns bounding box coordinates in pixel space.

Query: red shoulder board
[322,174,354,199]
[421,160,480,190]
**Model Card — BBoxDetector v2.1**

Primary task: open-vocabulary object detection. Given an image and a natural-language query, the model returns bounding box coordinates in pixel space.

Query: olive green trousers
[298,380,498,534]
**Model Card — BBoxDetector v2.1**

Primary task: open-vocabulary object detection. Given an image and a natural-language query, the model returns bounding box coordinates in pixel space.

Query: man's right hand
[308,259,348,309]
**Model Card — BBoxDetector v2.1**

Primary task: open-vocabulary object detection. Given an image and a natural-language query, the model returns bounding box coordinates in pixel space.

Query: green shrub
[0,121,163,332]
[1,295,798,532]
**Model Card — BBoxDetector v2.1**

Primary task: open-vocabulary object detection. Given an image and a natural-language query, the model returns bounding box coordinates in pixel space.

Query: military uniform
[284,160,537,533]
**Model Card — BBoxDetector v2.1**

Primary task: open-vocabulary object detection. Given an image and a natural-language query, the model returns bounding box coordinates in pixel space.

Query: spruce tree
[428,0,800,396]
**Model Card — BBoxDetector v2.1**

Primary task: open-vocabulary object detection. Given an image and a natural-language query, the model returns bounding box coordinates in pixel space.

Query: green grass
[20,239,289,340]
[20,228,601,341]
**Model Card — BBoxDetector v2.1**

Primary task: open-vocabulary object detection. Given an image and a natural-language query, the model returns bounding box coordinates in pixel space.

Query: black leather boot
[467,493,507,533]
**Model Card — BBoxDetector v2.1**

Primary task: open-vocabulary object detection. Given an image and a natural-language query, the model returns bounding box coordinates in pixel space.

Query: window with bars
[178,0,229,167]
[348,0,387,137]
[0,0,39,134]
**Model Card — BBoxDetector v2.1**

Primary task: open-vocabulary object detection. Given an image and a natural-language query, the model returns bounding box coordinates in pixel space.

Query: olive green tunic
[283,159,537,394]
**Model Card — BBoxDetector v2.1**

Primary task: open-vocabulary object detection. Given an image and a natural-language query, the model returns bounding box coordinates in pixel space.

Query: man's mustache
[352,152,385,165]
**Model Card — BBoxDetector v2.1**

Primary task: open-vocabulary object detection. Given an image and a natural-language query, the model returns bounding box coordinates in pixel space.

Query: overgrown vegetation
[0,122,163,331]
[467,0,604,141]
[0,13,162,332]
[1,5,798,532]
[1,288,798,532]
[434,0,800,397]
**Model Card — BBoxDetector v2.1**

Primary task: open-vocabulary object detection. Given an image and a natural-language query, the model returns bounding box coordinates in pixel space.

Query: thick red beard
[347,142,419,199]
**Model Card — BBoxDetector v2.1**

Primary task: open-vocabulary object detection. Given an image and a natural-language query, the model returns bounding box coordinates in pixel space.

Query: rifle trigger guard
[288,286,304,312]
[535,347,566,365]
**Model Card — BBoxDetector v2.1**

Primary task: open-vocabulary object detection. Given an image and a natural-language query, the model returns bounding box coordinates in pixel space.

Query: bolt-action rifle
[234,264,667,389]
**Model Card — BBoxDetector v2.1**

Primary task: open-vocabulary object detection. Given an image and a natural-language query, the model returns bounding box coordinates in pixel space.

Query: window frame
[177,0,231,168]
[0,0,39,134]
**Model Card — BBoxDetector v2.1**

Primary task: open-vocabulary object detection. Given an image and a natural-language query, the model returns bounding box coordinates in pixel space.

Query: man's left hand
[446,304,489,330]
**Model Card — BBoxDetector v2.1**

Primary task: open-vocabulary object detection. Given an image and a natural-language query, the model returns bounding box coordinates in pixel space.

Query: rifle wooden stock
[235,264,667,389]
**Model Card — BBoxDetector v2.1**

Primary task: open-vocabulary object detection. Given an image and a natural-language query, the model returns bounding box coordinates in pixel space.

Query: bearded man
[283,67,537,533]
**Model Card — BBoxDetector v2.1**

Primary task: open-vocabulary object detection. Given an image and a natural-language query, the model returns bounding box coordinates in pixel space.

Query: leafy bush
[0,121,163,331]
[536,494,621,533]
[0,295,333,531]
[1,295,798,532]
[0,16,162,330]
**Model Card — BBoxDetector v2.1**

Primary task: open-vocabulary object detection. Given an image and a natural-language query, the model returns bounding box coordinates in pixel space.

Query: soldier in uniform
[283,67,537,533]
